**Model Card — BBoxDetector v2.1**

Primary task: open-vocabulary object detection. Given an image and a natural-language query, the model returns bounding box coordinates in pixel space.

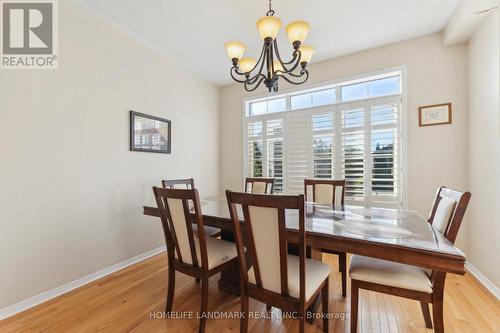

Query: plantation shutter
[341,105,366,203]
[312,110,335,179]
[285,110,309,194]
[266,119,284,192]
[370,103,400,206]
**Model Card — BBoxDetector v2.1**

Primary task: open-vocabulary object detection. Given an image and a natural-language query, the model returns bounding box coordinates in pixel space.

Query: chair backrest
[304,179,345,205]
[162,178,195,189]
[153,186,208,270]
[226,190,306,302]
[427,186,471,244]
[245,177,275,194]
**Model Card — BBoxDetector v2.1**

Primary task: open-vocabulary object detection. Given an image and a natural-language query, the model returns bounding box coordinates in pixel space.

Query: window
[245,70,404,207]
[247,118,285,192]
[291,93,311,109]
[291,88,336,110]
[249,97,286,116]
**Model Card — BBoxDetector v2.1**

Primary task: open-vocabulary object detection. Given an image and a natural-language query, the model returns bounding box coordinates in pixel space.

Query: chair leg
[338,253,346,297]
[350,280,359,333]
[165,260,175,314]
[266,304,272,311]
[420,301,433,329]
[432,297,444,333]
[299,304,306,333]
[322,277,329,333]
[241,292,249,333]
[198,278,209,333]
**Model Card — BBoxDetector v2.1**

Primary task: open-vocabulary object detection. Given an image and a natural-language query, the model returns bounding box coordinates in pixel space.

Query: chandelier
[224,0,314,92]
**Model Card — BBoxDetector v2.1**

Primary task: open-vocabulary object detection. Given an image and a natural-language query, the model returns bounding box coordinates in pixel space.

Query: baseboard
[465,261,500,300]
[0,245,166,321]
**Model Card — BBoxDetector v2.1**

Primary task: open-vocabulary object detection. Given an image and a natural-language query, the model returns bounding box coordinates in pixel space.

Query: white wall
[0,1,219,309]
[220,33,469,234]
[467,10,500,288]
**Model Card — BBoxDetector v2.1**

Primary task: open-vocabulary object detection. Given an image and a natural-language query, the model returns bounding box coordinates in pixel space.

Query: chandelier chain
[266,0,275,16]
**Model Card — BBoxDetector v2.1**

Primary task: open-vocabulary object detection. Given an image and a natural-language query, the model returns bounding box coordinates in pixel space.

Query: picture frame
[130,111,171,154]
[418,103,452,127]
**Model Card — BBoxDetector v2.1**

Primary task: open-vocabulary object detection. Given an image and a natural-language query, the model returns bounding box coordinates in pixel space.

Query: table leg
[218,229,240,296]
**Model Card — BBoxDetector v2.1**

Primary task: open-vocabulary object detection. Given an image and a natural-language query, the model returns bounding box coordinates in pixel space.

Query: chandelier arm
[273,39,301,67]
[230,67,251,83]
[233,42,267,83]
[282,68,308,78]
[283,50,303,73]
[277,70,309,85]
[244,76,266,92]
[247,73,267,85]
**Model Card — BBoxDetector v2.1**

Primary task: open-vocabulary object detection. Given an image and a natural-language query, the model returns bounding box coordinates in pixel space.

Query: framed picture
[130,111,171,154]
[418,103,452,127]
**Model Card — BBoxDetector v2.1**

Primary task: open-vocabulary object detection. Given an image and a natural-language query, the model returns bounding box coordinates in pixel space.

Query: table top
[191,198,465,260]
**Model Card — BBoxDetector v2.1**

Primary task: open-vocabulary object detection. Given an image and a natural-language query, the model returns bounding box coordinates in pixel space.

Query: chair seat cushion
[175,237,237,269]
[248,254,331,301]
[349,255,433,293]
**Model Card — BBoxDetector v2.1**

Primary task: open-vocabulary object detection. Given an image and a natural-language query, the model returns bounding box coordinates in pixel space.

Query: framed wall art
[418,103,452,127]
[130,111,171,154]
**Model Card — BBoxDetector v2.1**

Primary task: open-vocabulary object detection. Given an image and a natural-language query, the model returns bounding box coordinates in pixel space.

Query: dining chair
[349,186,471,333]
[162,178,221,238]
[304,179,347,297]
[226,190,331,333]
[153,187,239,333]
[162,178,196,189]
[244,177,275,194]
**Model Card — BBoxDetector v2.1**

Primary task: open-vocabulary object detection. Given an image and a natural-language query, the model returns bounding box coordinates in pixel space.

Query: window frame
[242,67,408,208]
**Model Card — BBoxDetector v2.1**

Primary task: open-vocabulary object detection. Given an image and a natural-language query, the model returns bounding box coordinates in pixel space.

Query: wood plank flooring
[1,253,499,332]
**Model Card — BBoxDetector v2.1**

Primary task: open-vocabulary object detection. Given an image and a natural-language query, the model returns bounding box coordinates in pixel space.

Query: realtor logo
[1,0,58,69]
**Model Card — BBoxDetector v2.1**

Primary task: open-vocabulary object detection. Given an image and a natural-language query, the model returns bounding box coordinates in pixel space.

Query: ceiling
[77,0,461,86]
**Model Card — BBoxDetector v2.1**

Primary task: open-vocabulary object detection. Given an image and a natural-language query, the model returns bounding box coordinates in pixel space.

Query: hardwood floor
[1,253,499,333]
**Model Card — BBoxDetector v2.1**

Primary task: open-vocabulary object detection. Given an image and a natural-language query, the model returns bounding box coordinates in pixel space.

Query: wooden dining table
[143,197,466,300]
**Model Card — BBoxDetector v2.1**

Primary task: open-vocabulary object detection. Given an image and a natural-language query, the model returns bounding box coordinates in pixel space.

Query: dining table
[143,197,466,318]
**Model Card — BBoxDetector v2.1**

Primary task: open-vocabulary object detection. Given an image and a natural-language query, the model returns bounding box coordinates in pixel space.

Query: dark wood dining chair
[304,179,347,297]
[226,190,331,333]
[244,177,275,194]
[349,186,471,333]
[162,178,221,238]
[162,178,195,189]
[153,187,239,333]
